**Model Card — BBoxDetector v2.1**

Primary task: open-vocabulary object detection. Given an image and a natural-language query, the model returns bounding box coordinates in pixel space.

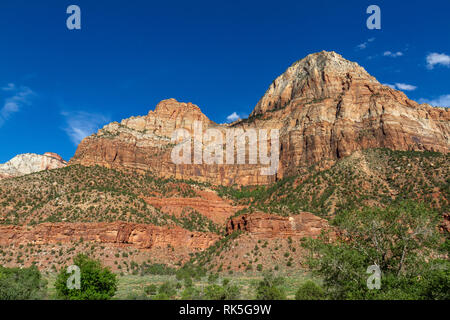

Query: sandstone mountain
[70,51,449,186]
[0,51,448,274]
[0,152,67,179]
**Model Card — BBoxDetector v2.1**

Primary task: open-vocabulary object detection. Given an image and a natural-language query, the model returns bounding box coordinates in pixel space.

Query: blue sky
[0,0,449,162]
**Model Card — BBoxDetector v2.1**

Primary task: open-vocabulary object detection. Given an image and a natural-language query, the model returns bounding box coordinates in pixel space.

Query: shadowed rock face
[0,152,67,179]
[70,51,449,185]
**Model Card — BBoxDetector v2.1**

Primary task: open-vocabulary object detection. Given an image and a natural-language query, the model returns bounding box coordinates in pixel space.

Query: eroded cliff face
[0,152,67,179]
[70,51,449,185]
[0,221,219,250]
[226,212,332,239]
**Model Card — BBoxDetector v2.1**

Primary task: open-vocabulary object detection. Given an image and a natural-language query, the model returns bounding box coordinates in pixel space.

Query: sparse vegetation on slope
[0,165,219,233]
[217,149,449,218]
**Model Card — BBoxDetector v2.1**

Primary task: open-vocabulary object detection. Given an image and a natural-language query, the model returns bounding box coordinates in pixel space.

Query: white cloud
[61,111,111,145]
[0,84,35,127]
[419,94,450,108]
[426,53,450,69]
[383,51,403,57]
[394,83,417,91]
[356,37,375,50]
[226,112,240,123]
[382,83,417,91]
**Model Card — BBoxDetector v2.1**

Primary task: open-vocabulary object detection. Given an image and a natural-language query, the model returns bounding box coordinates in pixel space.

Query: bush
[204,280,241,300]
[295,281,326,300]
[255,273,286,300]
[144,284,158,295]
[181,286,203,300]
[140,263,176,276]
[207,273,219,284]
[55,254,117,300]
[0,265,47,300]
[158,281,177,298]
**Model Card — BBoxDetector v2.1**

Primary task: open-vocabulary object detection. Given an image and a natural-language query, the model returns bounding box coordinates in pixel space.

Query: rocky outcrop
[0,152,67,179]
[70,51,449,185]
[0,222,220,250]
[226,212,332,239]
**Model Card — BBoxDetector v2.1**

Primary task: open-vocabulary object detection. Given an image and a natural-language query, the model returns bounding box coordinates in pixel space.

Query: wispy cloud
[426,53,450,69]
[419,95,450,108]
[61,111,111,145]
[2,83,16,91]
[394,83,417,91]
[356,37,375,50]
[0,83,35,127]
[383,51,403,58]
[382,83,417,91]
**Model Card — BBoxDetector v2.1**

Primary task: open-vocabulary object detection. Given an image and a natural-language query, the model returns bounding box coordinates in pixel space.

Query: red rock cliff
[0,222,220,250]
[70,51,449,185]
[226,212,332,239]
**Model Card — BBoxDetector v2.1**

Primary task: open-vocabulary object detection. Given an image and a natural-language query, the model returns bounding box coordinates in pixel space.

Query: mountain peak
[151,98,205,118]
[251,51,378,115]
[291,51,373,78]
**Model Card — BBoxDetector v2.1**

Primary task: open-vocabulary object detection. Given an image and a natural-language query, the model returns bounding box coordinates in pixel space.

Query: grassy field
[44,271,317,300]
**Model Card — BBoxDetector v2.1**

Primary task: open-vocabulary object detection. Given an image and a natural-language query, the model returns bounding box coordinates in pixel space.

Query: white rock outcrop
[0,152,67,179]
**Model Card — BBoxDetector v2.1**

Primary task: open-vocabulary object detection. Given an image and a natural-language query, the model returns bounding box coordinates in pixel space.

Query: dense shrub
[144,284,158,295]
[204,279,241,300]
[181,286,203,300]
[255,273,286,300]
[55,254,117,300]
[295,281,326,300]
[140,263,176,276]
[303,202,449,300]
[0,265,47,300]
[157,281,177,298]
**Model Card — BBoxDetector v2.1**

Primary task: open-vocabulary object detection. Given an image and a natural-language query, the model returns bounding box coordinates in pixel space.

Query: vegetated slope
[182,148,449,274]
[0,164,222,233]
[217,149,449,218]
[0,148,448,274]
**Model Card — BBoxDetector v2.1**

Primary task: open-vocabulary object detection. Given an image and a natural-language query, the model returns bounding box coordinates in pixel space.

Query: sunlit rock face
[0,152,67,179]
[70,51,450,185]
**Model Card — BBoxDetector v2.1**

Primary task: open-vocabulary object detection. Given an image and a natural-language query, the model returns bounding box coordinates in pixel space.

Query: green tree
[204,279,241,300]
[303,201,447,299]
[157,281,177,299]
[55,254,117,300]
[255,272,286,300]
[295,281,326,300]
[0,265,47,300]
[181,286,203,300]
